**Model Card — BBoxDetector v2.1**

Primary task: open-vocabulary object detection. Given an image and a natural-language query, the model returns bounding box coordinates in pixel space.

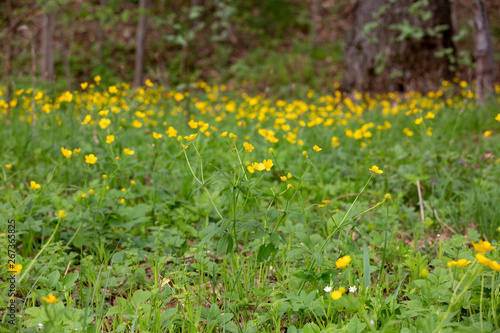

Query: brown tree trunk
[342,0,455,93]
[41,10,56,81]
[97,0,106,66]
[5,0,13,119]
[133,0,150,88]
[310,0,319,49]
[473,0,495,105]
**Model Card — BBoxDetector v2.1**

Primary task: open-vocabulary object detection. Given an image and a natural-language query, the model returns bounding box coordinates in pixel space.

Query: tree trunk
[473,0,495,105]
[97,0,106,66]
[342,0,455,93]
[310,0,319,49]
[40,10,56,81]
[5,0,13,119]
[133,0,150,88]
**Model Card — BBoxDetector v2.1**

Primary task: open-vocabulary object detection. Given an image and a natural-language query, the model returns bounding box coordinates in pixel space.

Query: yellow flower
[153,132,162,140]
[61,147,72,158]
[58,210,67,218]
[425,112,435,119]
[5,164,12,169]
[336,255,352,269]
[229,133,237,139]
[280,176,287,181]
[183,145,189,150]
[262,159,273,171]
[313,145,322,152]
[108,86,118,94]
[174,92,184,101]
[85,154,97,164]
[287,184,293,189]
[30,181,41,191]
[130,180,136,185]
[420,268,429,278]
[369,165,383,174]
[185,134,197,141]
[489,261,500,271]
[81,193,87,198]
[247,165,255,173]
[106,135,115,144]
[81,115,91,125]
[80,82,88,90]
[496,113,500,122]
[121,188,126,192]
[73,148,81,155]
[476,253,492,266]
[8,263,22,275]
[165,126,178,137]
[89,189,94,195]
[99,110,109,116]
[120,198,125,204]
[123,148,135,155]
[484,130,492,137]
[269,148,274,154]
[331,287,346,300]
[447,259,471,268]
[132,120,143,128]
[102,174,107,178]
[99,118,111,129]
[243,142,254,152]
[415,117,423,125]
[220,131,228,137]
[41,293,59,304]
[145,79,154,87]
[287,173,292,178]
[472,240,495,253]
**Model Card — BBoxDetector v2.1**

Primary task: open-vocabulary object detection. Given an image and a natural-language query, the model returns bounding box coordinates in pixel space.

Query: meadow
[1,78,500,332]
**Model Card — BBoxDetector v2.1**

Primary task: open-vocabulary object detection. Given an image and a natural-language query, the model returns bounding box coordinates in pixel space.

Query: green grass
[0,81,500,332]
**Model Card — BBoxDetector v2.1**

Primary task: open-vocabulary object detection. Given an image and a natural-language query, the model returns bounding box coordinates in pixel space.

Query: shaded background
[1,0,499,96]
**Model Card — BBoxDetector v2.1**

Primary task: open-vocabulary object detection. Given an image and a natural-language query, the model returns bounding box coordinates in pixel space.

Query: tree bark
[133,0,150,88]
[473,0,495,105]
[5,0,13,119]
[40,10,56,81]
[310,0,319,49]
[342,0,455,93]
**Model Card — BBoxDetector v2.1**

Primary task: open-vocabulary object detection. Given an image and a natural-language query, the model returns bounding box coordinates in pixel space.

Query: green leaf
[257,243,278,263]
[47,271,60,288]
[217,232,234,254]
[312,252,323,270]
[303,322,321,333]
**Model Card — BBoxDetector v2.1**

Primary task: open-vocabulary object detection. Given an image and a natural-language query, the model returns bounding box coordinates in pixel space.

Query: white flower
[324,286,332,293]
[370,320,375,325]
[38,323,44,329]
[349,285,357,293]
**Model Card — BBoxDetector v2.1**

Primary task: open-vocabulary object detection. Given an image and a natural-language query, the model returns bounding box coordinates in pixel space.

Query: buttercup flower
[185,134,197,141]
[313,145,322,152]
[5,164,12,169]
[153,132,162,139]
[98,118,111,129]
[58,210,67,218]
[123,148,135,155]
[8,263,22,274]
[243,142,254,152]
[30,181,41,191]
[81,115,91,125]
[85,154,97,164]
[280,176,287,181]
[61,147,72,158]
[369,165,383,174]
[262,159,273,171]
[331,287,346,300]
[489,261,500,271]
[80,82,88,90]
[41,293,59,304]
[165,126,178,137]
[269,148,274,154]
[336,255,351,269]
[472,240,495,253]
[220,131,228,137]
[476,253,492,266]
[447,259,471,268]
[106,135,115,143]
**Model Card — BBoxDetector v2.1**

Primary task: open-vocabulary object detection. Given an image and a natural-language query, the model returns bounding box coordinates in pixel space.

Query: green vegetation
[1,80,500,332]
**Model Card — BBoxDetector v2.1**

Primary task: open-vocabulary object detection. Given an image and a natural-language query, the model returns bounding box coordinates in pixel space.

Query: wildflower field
[1,79,500,332]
